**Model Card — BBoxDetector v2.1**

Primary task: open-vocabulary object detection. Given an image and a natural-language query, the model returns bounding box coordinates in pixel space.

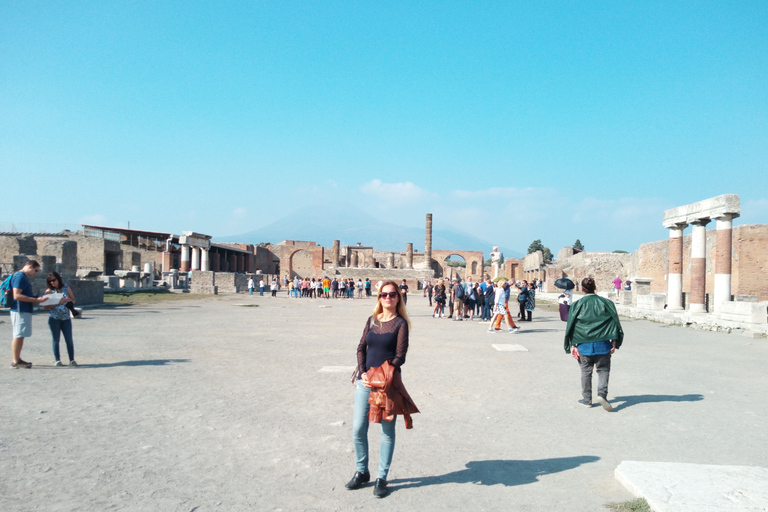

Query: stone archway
[431,249,484,282]
[289,249,314,278]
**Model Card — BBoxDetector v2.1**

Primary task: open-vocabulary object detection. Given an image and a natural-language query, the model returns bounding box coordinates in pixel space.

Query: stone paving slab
[2,293,768,511]
[616,461,768,512]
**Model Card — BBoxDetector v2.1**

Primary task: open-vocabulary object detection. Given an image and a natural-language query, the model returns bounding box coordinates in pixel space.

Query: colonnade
[663,195,740,312]
[179,231,212,272]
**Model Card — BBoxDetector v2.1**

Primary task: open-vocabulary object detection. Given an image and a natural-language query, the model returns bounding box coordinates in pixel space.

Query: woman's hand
[58,296,69,306]
[360,371,372,388]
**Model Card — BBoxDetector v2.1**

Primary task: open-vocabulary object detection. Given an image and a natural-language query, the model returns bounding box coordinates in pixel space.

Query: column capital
[690,217,711,227]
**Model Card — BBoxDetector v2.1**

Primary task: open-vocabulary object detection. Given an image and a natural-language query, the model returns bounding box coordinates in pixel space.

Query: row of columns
[180,245,210,272]
[666,213,736,312]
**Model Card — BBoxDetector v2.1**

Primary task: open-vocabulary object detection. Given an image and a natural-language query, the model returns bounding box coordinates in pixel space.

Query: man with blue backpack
[5,260,47,368]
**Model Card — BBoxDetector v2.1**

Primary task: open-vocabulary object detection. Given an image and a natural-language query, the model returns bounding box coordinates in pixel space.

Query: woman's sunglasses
[379,292,399,299]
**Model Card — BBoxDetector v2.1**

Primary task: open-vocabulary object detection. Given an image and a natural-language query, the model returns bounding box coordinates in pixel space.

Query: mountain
[215,205,523,259]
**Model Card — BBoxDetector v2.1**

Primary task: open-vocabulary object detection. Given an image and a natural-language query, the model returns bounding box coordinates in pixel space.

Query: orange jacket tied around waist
[366,360,420,429]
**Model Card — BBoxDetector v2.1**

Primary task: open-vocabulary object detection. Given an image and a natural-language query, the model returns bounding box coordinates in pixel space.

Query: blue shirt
[10,271,34,313]
[577,340,613,356]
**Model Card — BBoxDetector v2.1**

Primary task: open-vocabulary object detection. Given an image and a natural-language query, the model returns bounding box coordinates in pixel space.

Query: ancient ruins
[1,195,766,329]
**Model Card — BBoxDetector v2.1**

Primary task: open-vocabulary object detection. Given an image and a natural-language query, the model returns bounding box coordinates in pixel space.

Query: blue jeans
[49,317,74,362]
[249,288,253,295]
[353,379,396,479]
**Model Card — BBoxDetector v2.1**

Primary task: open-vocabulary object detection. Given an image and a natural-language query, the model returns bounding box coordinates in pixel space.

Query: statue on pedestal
[490,246,501,279]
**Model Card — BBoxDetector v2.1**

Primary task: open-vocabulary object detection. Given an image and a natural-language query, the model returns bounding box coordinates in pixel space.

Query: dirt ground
[1,292,766,511]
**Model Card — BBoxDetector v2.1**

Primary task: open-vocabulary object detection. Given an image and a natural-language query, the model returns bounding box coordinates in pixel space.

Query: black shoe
[373,478,388,498]
[345,471,370,490]
[578,399,593,408]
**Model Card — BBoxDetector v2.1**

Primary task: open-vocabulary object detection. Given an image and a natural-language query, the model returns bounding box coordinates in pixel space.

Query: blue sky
[2,1,766,254]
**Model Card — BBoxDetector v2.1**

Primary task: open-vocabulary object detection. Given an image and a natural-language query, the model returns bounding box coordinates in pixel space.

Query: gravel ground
[1,293,766,511]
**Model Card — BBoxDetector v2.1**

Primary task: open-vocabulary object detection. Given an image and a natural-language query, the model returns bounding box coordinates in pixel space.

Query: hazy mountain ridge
[215,206,523,259]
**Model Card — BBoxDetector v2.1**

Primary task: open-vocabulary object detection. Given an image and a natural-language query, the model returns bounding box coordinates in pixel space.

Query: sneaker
[509,327,520,333]
[55,361,63,367]
[596,396,613,412]
[11,360,32,369]
[487,329,495,333]
[578,399,593,408]
[69,361,78,367]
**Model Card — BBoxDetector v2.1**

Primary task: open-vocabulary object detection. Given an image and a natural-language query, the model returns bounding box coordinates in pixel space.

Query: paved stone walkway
[1,293,766,511]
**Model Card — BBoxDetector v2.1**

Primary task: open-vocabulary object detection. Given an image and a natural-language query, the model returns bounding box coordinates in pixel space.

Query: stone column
[714,214,735,309]
[332,240,340,267]
[387,252,395,268]
[351,251,359,268]
[191,247,200,270]
[424,214,433,266]
[180,244,190,272]
[406,243,413,268]
[666,223,686,311]
[201,248,209,271]
[689,218,710,313]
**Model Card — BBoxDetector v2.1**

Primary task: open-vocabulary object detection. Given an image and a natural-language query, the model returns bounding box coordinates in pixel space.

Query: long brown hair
[46,271,65,292]
[372,280,411,330]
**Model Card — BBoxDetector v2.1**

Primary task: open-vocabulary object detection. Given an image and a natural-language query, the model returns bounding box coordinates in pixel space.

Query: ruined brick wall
[548,251,633,293]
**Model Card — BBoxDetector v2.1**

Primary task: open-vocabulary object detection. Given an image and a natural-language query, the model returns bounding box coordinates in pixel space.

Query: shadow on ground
[79,359,190,368]
[611,394,704,412]
[389,456,600,492]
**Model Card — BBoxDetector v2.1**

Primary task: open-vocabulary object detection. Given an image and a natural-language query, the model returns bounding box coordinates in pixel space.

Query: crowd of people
[420,276,543,330]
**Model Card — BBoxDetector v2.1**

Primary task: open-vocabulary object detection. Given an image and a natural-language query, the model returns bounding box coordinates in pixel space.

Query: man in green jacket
[564,277,624,411]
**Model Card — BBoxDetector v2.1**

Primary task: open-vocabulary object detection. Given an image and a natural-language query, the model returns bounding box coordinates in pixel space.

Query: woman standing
[347,281,411,498]
[44,272,77,366]
[526,283,536,321]
[432,279,446,318]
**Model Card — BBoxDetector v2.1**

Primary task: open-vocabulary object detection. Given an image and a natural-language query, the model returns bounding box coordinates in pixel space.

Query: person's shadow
[610,394,704,412]
[79,359,190,368]
[389,456,599,492]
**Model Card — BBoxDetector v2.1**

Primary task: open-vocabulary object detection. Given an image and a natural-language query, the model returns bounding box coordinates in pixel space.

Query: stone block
[718,301,768,324]
[636,294,666,310]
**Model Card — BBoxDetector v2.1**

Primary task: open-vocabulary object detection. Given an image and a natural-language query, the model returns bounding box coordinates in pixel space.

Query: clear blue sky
[2,1,766,254]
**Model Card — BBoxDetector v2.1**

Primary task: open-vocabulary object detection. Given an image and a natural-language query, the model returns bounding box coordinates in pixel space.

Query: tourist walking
[270,279,278,297]
[43,272,78,366]
[482,278,494,321]
[399,279,409,305]
[248,277,255,295]
[492,280,519,331]
[488,281,519,333]
[564,277,624,411]
[347,280,416,498]
[9,260,46,368]
[425,281,433,306]
[259,278,265,296]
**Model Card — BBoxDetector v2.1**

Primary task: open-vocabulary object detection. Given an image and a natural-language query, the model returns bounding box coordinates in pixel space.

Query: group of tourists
[248,276,376,299]
[421,276,536,327]
[6,260,79,369]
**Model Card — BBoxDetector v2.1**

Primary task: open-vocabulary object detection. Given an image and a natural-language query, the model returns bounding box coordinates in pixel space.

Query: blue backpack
[1,274,15,308]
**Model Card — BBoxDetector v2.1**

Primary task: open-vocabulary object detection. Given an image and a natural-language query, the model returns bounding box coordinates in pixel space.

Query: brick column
[180,244,190,272]
[689,218,710,313]
[332,240,340,267]
[424,213,433,266]
[201,248,209,271]
[713,214,734,309]
[666,223,686,311]
[406,243,413,268]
